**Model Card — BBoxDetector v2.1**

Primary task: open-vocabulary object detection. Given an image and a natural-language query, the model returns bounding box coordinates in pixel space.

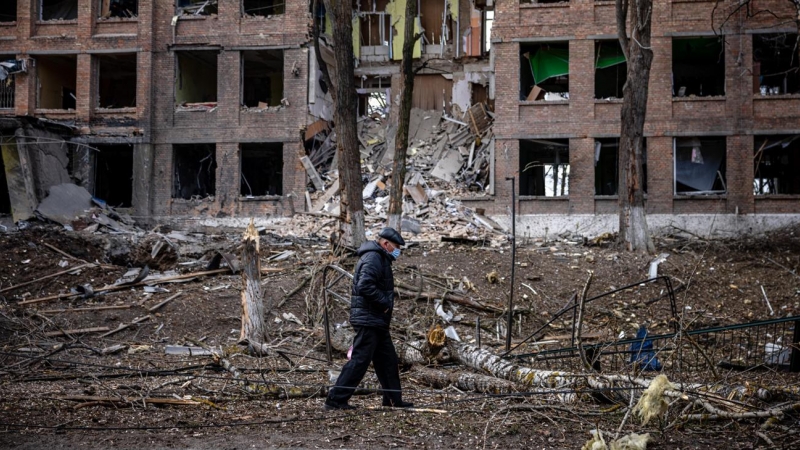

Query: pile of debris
[302,103,503,245]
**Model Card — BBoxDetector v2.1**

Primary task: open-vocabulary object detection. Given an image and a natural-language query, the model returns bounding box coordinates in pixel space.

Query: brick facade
[2,1,797,228]
[490,0,800,218]
[0,0,309,222]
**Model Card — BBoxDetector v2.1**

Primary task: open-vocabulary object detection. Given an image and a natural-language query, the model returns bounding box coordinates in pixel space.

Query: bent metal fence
[511,315,800,374]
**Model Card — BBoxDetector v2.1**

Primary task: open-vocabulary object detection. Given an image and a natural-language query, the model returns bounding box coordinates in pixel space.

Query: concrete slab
[35,183,93,226]
[429,149,463,183]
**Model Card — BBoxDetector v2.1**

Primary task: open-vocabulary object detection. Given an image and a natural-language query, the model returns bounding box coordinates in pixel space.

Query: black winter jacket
[349,241,395,328]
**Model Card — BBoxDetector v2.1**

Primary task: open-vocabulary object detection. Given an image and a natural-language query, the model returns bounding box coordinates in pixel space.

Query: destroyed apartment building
[0,0,798,239]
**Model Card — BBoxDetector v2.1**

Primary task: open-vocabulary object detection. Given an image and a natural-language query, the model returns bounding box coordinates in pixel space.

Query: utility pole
[505,176,516,352]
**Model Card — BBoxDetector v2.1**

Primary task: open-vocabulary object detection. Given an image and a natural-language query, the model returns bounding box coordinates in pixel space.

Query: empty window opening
[93,144,133,208]
[0,56,17,109]
[242,50,283,108]
[177,0,218,16]
[37,55,77,110]
[97,54,137,109]
[173,144,216,199]
[420,1,452,49]
[471,82,489,106]
[100,0,138,18]
[520,139,570,197]
[243,0,285,17]
[0,1,17,22]
[175,51,218,107]
[357,76,390,118]
[672,37,725,97]
[595,138,647,196]
[520,42,569,101]
[40,0,78,21]
[754,135,800,195]
[355,0,390,50]
[753,34,799,95]
[595,40,626,99]
[483,10,493,54]
[674,137,726,195]
[240,143,283,197]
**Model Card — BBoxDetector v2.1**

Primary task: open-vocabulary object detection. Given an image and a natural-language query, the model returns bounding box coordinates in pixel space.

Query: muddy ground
[1,222,799,449]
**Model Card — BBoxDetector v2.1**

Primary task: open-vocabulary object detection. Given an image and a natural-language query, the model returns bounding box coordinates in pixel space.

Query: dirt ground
[1,222,799,449]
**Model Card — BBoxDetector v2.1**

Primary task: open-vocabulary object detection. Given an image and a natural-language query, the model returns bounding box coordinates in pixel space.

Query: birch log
[410,366,519,394]
[240,220,268,355]
[449,342,583,389]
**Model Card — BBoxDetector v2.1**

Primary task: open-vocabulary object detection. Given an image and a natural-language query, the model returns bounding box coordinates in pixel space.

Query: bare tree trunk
[240,220,267,354]
[387,0,418,230]
[328,0,365,248]
[617,0,655,253]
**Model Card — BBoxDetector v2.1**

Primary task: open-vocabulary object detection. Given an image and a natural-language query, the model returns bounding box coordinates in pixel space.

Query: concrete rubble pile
[302,103,505,246]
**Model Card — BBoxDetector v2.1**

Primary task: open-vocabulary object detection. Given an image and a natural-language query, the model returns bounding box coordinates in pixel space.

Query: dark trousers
[327,326,403,406]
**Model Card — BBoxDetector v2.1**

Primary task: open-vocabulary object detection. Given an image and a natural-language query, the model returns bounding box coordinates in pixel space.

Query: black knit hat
[378,227,405,247]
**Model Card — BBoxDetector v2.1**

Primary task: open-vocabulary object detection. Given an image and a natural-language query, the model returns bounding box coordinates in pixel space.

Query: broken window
[243,0,284,17]
[420,0,452,50]
[357,76,390,118]
[672,37,725,97]
[36,55,77,110]
[173,144,216,199]
[520,42,569,101]
[674,137,726,195]
[594,138,647,196]
[483,10,493,54]
[0,56,16,109]
[754,135,800,195]
[242,50,283,108]
[93,144,133,207]
[97,53,137,109]
[753,34,799,95]
[100,0,138,18]
[355,0,390,60]
[175,51,218,108]
[240,143,282,197]
[595,40,626,99]
[177,0,217,16]
[0,1,17,22]
[40,0,78,21]
[520,139,570,197]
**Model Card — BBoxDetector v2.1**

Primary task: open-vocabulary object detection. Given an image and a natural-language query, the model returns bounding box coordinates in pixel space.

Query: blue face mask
[390,248,401,259]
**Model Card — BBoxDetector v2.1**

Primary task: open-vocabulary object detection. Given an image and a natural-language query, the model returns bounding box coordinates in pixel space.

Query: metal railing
[0,79,14,109]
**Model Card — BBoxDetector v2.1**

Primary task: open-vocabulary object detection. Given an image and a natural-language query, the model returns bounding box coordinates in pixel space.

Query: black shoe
[382,400,414,408]
[323,401,356,411]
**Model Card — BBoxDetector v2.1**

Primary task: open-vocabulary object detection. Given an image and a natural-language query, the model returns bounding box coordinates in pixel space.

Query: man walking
[324,227,414,410]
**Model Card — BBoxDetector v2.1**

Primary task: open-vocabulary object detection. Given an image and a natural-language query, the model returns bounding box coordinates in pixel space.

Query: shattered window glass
[173,144,217,200]
[674,137,726,195]
[754,135,800,195]
[520,139,570,197]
